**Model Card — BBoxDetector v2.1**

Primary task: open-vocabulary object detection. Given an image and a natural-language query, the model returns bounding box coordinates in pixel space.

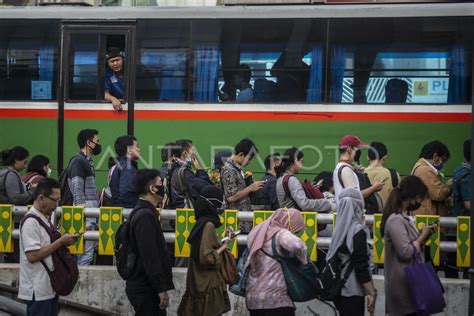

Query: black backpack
[115,207,145,280]
[59,155,83,206]
[338,165,382,214]
[316,249,353,302]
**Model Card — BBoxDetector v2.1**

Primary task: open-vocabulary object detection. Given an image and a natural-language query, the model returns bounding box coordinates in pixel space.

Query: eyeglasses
[44,195,60,204]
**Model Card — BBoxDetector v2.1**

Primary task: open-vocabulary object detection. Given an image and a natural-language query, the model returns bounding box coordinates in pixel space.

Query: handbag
[262,235,319,302]
[404,244,446,314]
[220,248,238,285]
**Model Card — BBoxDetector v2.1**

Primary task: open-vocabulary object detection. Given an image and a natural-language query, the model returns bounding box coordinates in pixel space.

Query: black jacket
[126,199,174,294]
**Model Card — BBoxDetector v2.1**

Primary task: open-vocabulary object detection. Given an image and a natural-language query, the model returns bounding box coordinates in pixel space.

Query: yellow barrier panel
[457,216,470,268]
[61,206,85,254]
[0,205,13,253]
[216,210,239,257]
[415,215,440,266]
[253,210,274,227]
[99,207,123,255]
[373,213,384,264]
[175,209,195,257]
[298,212,318,261]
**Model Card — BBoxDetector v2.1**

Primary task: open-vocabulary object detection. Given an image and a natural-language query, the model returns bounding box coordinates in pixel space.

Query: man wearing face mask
[333,135,383,203]
[411,140,452,216]
[65,129,101,265]
[170,139,213,209]
[126,169,174,315]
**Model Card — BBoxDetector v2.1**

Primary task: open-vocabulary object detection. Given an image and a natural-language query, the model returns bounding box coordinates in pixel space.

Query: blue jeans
[27,295,58,316]
[76,222,97,266]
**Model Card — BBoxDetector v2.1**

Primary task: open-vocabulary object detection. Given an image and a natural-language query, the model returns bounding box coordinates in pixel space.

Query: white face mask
[47,168,52,177]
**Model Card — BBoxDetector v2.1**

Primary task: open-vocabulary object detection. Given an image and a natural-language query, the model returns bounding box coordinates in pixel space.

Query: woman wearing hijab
[245,208,306,316]
[382,176,436,316]
[178,185,233,316]
[326,188,377,316]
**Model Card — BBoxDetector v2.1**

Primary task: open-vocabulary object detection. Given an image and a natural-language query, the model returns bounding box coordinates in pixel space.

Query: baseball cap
[339,135,368,149]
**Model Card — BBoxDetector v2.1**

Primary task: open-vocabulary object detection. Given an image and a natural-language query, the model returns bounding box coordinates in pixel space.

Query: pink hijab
[246,208,305,268]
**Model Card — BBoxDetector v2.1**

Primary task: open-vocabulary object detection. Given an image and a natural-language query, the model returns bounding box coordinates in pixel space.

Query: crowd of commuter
[0,129,470,315]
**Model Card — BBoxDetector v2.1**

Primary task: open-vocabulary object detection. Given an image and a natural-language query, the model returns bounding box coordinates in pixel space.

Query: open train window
[65,29,130,103]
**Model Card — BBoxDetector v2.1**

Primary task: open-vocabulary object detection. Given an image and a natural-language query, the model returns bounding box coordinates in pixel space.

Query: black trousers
[334,295,365,316]
[125,288,166,316]
[249,307,295,316]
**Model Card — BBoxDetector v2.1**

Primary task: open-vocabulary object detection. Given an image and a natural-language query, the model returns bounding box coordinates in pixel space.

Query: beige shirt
[365,164,400,207]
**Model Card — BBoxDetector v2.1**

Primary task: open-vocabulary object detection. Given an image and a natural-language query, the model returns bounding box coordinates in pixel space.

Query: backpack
[59,155,82,206]
[20,214,79,296]
[229,247,250,296]
[174,166,194,209]
[282,175,325,203]
[315,249,353,302]
[0,169,18,204]
[338,165,383,214]
[115,206,146,280]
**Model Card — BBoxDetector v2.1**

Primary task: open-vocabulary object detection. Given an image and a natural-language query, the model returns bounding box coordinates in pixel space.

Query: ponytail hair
[381,175,427,237]
[1,146,29,166]
[275,147,304,175]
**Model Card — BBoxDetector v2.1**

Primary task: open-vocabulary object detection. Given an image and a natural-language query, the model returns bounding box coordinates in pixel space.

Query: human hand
[112,98,123,111]
[249,181,264,192]
[192,155,202,170]
[60,233,79,246]
[372,181,383,192]
[367,291,377,314]
[158,292,169,310]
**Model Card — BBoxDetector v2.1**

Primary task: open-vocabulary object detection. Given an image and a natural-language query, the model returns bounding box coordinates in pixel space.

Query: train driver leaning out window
[104,47,125,111]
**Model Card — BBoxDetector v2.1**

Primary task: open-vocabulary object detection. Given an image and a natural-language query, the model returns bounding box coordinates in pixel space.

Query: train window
[68,34,99,100]
[0,20,59,101]
[193,19,326,103]
[67,34,126,102]
[135,20,191,101]
[328,17,472,104]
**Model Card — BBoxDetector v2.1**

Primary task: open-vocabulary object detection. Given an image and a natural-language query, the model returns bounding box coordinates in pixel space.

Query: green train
[0,3,472,187]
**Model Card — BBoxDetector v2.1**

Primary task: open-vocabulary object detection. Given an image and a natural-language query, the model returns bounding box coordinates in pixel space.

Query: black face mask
[407,201,421,212]
[89,142,102,156]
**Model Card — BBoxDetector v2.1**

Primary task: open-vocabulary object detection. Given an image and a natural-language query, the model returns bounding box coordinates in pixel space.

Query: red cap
[339,135,368,149]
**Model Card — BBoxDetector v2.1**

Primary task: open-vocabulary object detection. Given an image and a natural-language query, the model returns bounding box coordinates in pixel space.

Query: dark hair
[418,140,450,161]
[175,139,193,158]
[264,153,280,171]
[106,47,123,60]
[115,135,137,157]
[235,64,252,83]
[314,171,333,193]
[463,139,471,162]
[368,142,388,161]
[213,150,232,170]
[108,156,117,169]
[34,178,60,200]
[134,169,161,196]
[234,138,258,157]
[161,142,176,162]
[276,147,304,175]
[381,175,428,237]
[77,129,99,148]
[385,78,408,104]
[353,149,361,164]
[27,155,50,177]
[1,146,29,166]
